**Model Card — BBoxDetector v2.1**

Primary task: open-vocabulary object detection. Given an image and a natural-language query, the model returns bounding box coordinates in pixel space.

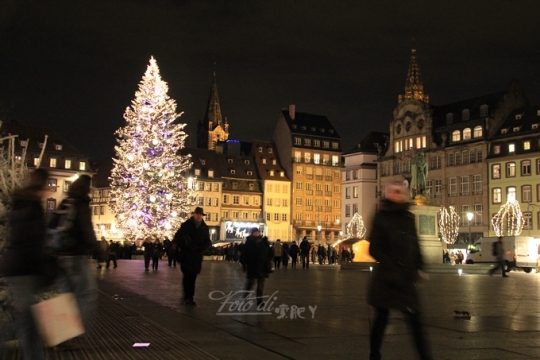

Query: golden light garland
[491,194,523,236]
[346,213,367,239]
[438,206,460,244]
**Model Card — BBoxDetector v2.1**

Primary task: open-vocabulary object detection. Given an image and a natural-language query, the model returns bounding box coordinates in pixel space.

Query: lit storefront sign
[224,221,265,240]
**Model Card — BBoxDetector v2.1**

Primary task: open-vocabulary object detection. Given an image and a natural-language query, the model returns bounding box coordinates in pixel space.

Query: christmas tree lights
[109,57,194,240]
[492,192,523,236]
[438,206,459,244]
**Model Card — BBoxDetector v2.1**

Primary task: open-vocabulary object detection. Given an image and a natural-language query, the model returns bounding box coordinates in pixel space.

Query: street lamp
[467,212,473,243]
[317,225,322,245]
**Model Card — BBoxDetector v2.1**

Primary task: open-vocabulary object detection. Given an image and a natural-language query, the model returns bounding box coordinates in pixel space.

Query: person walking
[281,243,290,269]
[96,236,108,268]
[367,181,432,360]
[142,238,153,271]
[289,241,300,269]
[2,169,50,360]
[173,207,211,306]
[488,237,509,277]
[106,240,118,269]
[151,238,163,270]
[273,239,283,269]
[299,236,310,269]
[168,239,179,267]
[317,244,327,265]
[53,175,98,335]
[241,228,272,307]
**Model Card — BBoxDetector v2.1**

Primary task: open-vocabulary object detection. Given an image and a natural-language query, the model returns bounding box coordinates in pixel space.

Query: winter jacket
[242,235,272,279]
[289,243,300,257]
[2,190,46,276]
[299,239,310,255]
[51,195,97,256]
[273,241,283,256]
[367,199,423,312]
[173,217,211,274]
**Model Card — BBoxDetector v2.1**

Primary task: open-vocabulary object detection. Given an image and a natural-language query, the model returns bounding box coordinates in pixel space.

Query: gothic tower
[197,72,229,149]
[398,46,429,104]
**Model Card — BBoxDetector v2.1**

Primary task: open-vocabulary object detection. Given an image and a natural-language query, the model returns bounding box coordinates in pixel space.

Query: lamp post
[317,225,321,245]
[466,212,473,244]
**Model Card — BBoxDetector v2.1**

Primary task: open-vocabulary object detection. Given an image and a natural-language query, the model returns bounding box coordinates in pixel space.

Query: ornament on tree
[109,57,194,240]
[492,191,523,236]
[438,206,460,244]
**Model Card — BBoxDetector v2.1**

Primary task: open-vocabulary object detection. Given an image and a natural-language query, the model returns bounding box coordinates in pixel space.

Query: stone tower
[197,72,229,150]
[398,46,429,104]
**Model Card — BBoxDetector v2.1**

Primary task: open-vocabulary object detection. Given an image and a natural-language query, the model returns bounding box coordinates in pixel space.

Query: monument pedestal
[410,205,442,264]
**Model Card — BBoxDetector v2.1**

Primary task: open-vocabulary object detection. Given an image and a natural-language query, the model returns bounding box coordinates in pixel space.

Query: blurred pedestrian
[289,241,300,269]
[273,239,283,269]
[173,207,211,306]
[151,238,163,270]
[168,239,178,267]
[2,169,50,360]
[488,237,509,277]
[367,181,432,360]
[299,237,310,269]
[96,236,108,268]
[142,238,153,271]
[241,228,273,307]
[282,243,290,269]
[106,240,118,268]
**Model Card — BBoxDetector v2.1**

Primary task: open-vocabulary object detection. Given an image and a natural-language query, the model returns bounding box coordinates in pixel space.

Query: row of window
[381,150,483,176]
[344,186,359,199]
[493,141,532,155]
[295,198,340,208]
[457,205,483,226]
[424,175,483,197]
[293,151,340,166]
[196,182,220,192]
[198,197,220,207]
[492,160,535,179]
[266,198,289,207]
[222,211,261,221]
[394,136,427,153]
[46,179,73,193]
[294,213,340,222]
[295,167,340,179]
[492,185,539,204]
[293,137,339,150]
[204,212,220,222]
[37,157,86,170]
[344,169,360,181]
[265,184,289,193]
[222,195,261,206]
[194,168,216,178]
[446,106,489,124]
[265,213,288,222]
[451,126,483,142]
[344,203,359,217]
[295,182,340,194]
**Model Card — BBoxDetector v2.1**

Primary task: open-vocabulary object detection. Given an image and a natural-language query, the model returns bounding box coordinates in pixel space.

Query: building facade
[272,105,342,244]
[252,140,291,240]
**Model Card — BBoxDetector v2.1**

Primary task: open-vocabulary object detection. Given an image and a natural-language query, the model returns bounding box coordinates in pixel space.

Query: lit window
[493,188,502,203]
[332,142,339,149]
[452,130,461,142]
[304,138,311,146]
[79,161,86,171]
[408,138,413,149]
[50,158,57,168]
[509,144,515,153]
[208,170,214,178]
[194,168,201,176]
[493,146,501,155]
[506,162,516,177]
[463,128,471,140]
[473,126,483,137]
[65,159,71,169]
[294,137,301,145]
[524,141,531,150]
[55,144,62,151]
[492,164,501,179]
[258,147,262,152]
[34,157,39,166]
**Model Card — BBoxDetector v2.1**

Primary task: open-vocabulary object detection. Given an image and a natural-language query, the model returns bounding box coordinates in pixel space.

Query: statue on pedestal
[411,152,428,197]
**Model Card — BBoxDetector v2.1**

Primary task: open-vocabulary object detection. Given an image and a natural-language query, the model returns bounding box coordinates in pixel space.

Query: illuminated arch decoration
[438,206,460,244]
[491,192,523,236]
[346,213,367,239]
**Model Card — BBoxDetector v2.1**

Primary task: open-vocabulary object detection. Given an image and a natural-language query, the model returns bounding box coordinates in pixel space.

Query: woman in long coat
[367,181,432,360]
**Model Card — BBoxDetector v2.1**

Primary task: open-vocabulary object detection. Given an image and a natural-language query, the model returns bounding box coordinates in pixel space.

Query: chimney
[289,104,296,120]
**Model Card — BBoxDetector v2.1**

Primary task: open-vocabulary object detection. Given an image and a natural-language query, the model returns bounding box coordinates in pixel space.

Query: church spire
[399,45,429,103]
[204,72,223,129]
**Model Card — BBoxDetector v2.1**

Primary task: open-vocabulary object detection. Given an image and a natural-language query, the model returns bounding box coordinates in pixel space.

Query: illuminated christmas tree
[492,191,523,236]
[109,57,194,240]
[346,213,367,239]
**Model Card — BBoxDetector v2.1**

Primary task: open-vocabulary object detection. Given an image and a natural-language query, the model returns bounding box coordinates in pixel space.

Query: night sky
[1,0,540,160]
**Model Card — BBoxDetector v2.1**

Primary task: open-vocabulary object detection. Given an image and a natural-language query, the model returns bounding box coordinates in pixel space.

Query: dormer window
[230,169,236,174]
[50,158,57,168]
[262,158,267,164]
[258,147,262,152]
[493,145,501,154]
[227,158,233,163]
[244,159,250,164]
[200,159,206,165]
[280,171,284,177]
[301,126,307,130]
[272,159,277,165]
[292,125,297,129]
[208,170,214,177]
[310,127,316,131]
[462,109,470,121]
[515,114,522,120]
[532,124,539,129]
[463,128,471,140]
[509,144,515,153]
[452,130,461,142]
[320,128,325,133]
[480,104,488,117]
[268,148,273,154]
[501,128,508,134]
[304,138,311,146]
[247,171,253,175]
[54,144,63,151]
[194,168,201,176]
[38,142,44,149]
[65,159,71,169]
[513,126,521,132]
[79,161,86,171]
[20,140,27,147]
[269,170,274,176]
[329,129,334,134]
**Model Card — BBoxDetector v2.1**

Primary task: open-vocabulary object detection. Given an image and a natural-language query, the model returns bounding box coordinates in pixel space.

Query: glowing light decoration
[109,57,194,240]
[491,192,524,236]
[438,206,460,244]
[346,213,367,239]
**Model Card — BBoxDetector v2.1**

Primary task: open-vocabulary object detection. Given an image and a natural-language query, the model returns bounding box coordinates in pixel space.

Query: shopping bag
[31,293,85,346]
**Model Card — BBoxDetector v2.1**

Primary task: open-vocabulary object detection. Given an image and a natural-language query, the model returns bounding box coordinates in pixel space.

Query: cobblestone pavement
[96,259,540,360]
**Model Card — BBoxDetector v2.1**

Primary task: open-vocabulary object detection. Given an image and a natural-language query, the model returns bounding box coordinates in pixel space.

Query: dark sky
[1,0,540,160]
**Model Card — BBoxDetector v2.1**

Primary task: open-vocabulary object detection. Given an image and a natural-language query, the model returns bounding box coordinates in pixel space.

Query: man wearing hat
[173,207,211,306]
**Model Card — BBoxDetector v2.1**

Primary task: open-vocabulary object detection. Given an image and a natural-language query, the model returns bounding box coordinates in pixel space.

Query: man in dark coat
[173,207,211,306]
[241,228,272,306]
[488,237,509,277]
[367,181,432,360]
[299,236,310,269]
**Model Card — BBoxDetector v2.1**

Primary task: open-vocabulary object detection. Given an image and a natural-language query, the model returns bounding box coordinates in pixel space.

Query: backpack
[46,200,78,252]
